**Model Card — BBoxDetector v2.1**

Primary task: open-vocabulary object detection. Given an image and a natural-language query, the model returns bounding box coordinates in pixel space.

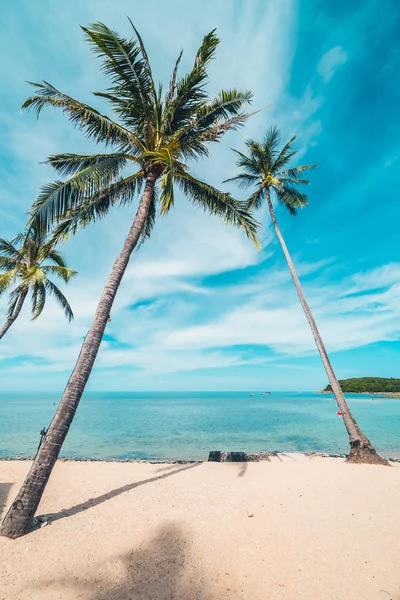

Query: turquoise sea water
[0,391,399,460]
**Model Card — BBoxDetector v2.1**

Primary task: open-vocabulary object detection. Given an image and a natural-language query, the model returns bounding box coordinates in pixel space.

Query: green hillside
[323,377,400,393]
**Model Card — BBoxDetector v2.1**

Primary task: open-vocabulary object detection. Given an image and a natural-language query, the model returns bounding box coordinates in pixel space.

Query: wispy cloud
[318,46,348,82]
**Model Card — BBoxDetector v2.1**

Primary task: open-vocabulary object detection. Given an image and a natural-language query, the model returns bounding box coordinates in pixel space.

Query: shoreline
[316,390,400,397]
[2,451,400,463]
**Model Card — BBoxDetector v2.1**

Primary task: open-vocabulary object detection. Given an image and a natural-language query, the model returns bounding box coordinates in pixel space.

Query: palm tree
[0,225,76,339]
[0,22,259,538]
[225,126,387,465]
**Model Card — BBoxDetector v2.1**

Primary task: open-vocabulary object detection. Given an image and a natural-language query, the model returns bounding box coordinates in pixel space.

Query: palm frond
[0,269,18,295]
[44,279,74,321]
[223,173,259,189]
[31,281,46,320]
[31,155,127,231]
[270,135,296,172]
[46,249,68,268]
[22,81,143,151]
[82,22,154,124]
[0,238,20,259]
[263,126,282,167]
[275,185,309,215]
[127,17,157,103]
[163,30,220,134]
[232,148,262,177]
[0,256,18,271]
[159,168,175,215]
[174,172,260,246]
[276,177,311,186]
[42,265,77,282]
[247,186,265,210]
[46,152,134,176]
[49,172,144,241]
[275,164,318,179]
[194,29,219,69]
[166,49,183,105]
[7,284,27,318]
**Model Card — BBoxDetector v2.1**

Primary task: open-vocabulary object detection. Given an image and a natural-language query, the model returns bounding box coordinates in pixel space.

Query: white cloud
[2,258,399,385]
[2,0,397,392]
[158,262,400,356]
[318,46,348,82]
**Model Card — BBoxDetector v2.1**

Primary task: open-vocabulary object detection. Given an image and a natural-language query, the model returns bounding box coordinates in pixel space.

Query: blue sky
[0,0,399,391]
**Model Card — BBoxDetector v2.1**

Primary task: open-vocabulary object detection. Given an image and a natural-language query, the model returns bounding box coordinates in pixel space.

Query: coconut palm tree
[0,225,76,339]
[0,22,259,538]
[225,126,386,465]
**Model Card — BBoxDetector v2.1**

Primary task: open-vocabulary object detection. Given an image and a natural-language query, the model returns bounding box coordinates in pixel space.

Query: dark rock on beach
[208,451,274,462]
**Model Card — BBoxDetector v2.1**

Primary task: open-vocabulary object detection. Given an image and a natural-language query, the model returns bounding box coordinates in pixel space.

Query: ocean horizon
[1,391,399,461]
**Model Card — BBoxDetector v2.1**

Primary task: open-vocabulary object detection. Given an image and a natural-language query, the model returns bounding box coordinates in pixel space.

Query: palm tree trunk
[0,288,28,340]
[265,191,387,465]
[0,173,157,539]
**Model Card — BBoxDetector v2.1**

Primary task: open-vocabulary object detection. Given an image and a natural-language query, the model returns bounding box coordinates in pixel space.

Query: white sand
[1,455,399,600]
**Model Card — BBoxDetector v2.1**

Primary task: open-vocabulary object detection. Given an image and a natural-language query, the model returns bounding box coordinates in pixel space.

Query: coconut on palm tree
[225,126,387,465]
[0,225,76,339]
[0,22,259,538]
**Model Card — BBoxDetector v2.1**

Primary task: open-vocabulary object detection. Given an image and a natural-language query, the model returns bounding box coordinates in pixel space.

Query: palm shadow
[235,452,291,476]
[38,463,200,525]
[237,462,248,477]
[27,523,208,599]
[0,482,13,519]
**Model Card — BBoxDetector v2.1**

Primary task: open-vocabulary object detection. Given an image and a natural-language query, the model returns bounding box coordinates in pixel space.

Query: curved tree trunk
[265,191,387,465]
[0,173,157,539]
[0,288,28,340]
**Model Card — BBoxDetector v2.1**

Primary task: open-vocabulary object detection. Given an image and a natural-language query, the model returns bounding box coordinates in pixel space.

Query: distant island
[319,377,400,395]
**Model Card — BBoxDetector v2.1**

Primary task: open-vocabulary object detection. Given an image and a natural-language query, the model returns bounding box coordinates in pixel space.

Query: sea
[0,391,399,461]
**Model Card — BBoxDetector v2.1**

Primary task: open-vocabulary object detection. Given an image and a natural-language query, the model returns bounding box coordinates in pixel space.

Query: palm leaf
[7,284,28,318]
[82,23,154,124]
[174,172,260,246]
[0,256,18,271]
[0,269,18,295]
[44,279,74,321]
[46,153,134,176]
[22,81,143,152]
[247,186,265,210]
[0,239,20,258]
[275,165,318,179]
[166,49,183,105]
[127,17,157,104]
[223,173,259,189]
[31,281,46,320]
[46,249,68,268]
[50,172,144,240]
[31,155,127,231]
[42,265,77,282]
[275,185,308,215]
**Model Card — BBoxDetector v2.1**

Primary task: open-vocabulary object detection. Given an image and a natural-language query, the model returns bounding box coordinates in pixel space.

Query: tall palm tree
[0,22,259,538]
[0,225,76,339]
[225,126,386,465]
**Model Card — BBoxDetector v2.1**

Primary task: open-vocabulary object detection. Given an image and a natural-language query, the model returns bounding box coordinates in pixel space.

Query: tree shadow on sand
[0,482,13,519]
[38,463,200,526]
[29,523,209,600]
[235,452,290,476]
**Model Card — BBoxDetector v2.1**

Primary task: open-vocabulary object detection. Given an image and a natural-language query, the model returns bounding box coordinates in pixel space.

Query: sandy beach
[1,455,399,600]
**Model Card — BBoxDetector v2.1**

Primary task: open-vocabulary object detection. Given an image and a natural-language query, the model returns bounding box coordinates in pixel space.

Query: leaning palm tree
[225,126,386,465]
[0,22,259,538]
[0,225,76,339]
